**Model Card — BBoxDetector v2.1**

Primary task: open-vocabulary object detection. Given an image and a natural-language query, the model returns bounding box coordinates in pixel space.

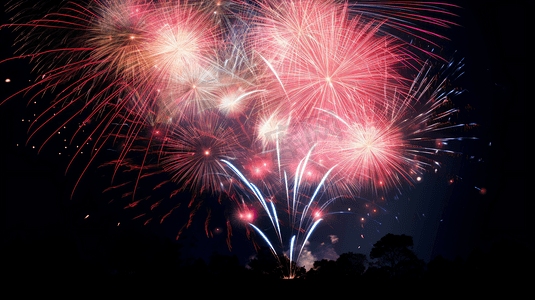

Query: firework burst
[160,112,241,193]
[146,1,220,84]
[2,0,471,274]
[319,60,470,193]
[253,0,409,123]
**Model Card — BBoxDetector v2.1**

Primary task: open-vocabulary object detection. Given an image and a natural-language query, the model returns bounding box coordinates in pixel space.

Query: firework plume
[2,0,472,275]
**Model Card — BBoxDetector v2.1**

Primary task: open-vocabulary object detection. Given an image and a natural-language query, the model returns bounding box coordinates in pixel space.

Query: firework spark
[2,0,470,276]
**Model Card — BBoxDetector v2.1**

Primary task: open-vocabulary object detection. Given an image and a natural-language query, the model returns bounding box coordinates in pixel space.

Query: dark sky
[0,0,531,268]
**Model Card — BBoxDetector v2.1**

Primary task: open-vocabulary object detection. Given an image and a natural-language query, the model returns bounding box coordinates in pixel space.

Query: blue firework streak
[222,146,383,277]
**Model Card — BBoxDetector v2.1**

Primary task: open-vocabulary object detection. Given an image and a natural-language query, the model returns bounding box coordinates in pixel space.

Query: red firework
[253,0,409,122]
[159,112,242,193]
[318,61,467,193]
[2,0,467,251]
[146,0,221,86]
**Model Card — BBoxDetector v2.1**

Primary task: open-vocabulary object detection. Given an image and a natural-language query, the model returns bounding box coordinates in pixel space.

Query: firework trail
[222,148,349,278]
[2,0,472,275]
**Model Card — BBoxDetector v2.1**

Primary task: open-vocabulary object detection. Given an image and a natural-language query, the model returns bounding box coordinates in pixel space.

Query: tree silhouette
[306,259,338,279]
[337,252,367,277]
[5,230,532,280]
[369,233,424,278]
[248,247,305,278]
[305,252,367,279]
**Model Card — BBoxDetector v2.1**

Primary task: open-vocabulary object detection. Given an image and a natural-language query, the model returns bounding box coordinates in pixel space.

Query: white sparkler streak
[270,200,282,243]
[222,159,279,239]
[293,145,316,217]
[222,159,249,184]
[249,181,275,226]
[257,52,287,95]
[276,135,281,177]
[224,158,336,272]
[289,234,296,278]
[314,108,351,128]
[284,171,291,226]
[234,89,265,103]
[275,132,280,178]
[222,159,266,210]
[292,158,303,225]
[289,235,296,263]
[249,223,277,255]
[299,165,337,229]
[297,218,322,267]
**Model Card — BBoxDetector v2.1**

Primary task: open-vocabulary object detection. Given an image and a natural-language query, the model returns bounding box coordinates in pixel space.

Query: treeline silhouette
[1,233,532,280]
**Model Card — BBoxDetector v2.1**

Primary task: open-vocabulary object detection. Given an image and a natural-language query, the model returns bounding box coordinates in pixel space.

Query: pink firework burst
[86,0,154,84]
[146,0,221,86]
[321,61,468,193]
[160,112,242,193]
[2,0,469,257]
[331,118,406,191]
[253,0,409,122]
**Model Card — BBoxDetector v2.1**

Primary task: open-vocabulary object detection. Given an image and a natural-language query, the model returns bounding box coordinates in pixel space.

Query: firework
[160,112,241,193]
[222,149,341,278]
[252,0,409,123]
[2,0,469,276]
[318,60,470,193]
[146,1,220,85]
[86,0,154,84]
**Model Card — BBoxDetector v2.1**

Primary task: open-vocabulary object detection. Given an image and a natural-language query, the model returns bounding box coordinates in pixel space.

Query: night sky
[0,0,531,270]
